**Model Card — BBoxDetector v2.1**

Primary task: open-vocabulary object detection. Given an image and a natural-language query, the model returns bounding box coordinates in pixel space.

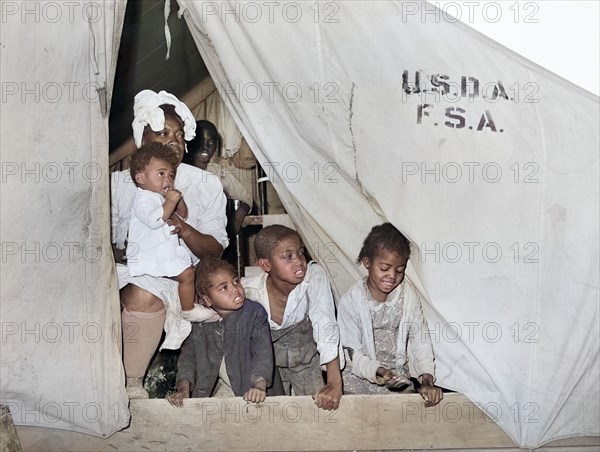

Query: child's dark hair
[255,225,301,259]
[129,142,179,186]
[357,223,411,263]
[195,257,237,296]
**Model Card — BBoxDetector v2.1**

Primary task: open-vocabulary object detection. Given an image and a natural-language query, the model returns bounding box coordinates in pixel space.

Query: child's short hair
[129,142,180,186]
[254,225,301,259]
[195,257,237,296]
[357,222,411,263]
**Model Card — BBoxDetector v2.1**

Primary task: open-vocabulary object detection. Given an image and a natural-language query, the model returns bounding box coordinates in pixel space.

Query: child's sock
[122,307,166,379]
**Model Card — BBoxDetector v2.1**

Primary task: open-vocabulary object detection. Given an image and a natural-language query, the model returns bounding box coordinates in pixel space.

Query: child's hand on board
[385,372,410,389]
[243,387,266,403]
[243,379,267,403]
[418,385,443,407]
[313,383,342,411]
[418,373,443,407]
[166,388,188,408]
[376,367,409,388]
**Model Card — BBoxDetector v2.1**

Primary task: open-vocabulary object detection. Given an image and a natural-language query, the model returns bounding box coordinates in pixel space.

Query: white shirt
[111,163,228,350]
[242,262,340,366]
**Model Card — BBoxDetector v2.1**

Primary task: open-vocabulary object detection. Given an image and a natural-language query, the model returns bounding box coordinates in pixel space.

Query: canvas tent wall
[1,0,129,437]
[178,0,599,448]
[0,0,598,449]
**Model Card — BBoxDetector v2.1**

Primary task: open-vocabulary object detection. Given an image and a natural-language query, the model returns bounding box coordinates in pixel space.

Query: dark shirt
[176,299,277,397]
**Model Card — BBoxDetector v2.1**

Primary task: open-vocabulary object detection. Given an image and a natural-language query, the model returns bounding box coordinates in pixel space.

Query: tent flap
[0,1,129,437]
[180,1,599,448]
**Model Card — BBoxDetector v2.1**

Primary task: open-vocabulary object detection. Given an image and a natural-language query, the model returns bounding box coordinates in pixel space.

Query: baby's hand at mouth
[164,187,182,204]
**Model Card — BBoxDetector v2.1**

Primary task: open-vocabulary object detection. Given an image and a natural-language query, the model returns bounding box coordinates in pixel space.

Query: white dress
[126,188,192,277]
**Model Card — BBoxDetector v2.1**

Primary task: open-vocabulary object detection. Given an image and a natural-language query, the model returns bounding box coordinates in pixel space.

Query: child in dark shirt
[167,258,278,406]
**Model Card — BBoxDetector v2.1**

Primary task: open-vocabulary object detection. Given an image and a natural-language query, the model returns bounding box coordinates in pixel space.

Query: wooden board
[15,394,600,451]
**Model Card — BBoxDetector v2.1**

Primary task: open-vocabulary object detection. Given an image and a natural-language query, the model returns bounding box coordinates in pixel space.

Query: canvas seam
[527,66,548,448]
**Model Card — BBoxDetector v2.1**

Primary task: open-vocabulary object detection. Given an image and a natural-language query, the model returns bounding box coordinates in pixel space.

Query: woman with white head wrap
[111,89,229,399]
[131,89,197,149]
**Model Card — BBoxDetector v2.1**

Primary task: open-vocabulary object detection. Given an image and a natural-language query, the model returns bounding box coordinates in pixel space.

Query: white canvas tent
[1,0,130,438]
[1,1,598,449]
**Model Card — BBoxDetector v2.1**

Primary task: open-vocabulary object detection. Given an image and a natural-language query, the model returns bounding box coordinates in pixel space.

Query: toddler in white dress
[126,142,196,313]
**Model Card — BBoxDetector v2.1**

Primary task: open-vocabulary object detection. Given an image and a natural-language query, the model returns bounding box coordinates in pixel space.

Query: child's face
[192,129,218,166]
[201,268,245,318]
[143,115,186,164]
[259,234,307,285]
[363,249,409,302]
[134,157,175,195]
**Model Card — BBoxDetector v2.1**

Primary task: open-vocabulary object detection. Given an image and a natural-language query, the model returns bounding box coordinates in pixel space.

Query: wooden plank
[14,394,600,451]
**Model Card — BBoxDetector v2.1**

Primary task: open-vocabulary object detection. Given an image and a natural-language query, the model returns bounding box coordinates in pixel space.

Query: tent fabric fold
[0,1,597,446]
[0,1,129,437]
[180,1,599,448]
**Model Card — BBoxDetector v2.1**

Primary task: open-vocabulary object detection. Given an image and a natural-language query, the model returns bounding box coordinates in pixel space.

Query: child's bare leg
[174,267,195,311]
[173,269,220,323]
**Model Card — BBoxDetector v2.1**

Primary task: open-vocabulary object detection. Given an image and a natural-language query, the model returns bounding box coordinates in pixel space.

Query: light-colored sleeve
[306,264,340,366]
[220,169,253,206]
[404,284,436,380]
[337,290,380,383]
[131,192,165,230]
[185,172,229,250]
[241,273,270,316]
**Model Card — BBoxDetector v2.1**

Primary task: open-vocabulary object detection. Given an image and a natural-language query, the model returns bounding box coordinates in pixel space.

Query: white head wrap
[132,89,196,148]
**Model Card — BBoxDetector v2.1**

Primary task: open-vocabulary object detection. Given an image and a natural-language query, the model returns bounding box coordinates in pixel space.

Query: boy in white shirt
[242,225,342,411]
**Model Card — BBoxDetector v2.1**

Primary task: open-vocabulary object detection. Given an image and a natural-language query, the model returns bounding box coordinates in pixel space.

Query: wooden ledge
[15,394,600,451]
